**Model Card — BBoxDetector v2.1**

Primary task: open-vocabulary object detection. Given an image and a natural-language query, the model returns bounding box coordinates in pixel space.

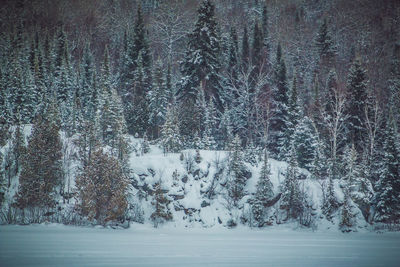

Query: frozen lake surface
[1,224,400,267]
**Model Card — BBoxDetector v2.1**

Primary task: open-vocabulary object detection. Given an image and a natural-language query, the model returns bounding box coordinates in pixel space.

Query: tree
[75,149,129,225]
[177,0,222,111]
[120,5,152,136]
[251,150,274,227]
[161,106,182,154]
[374,118,400,223]
[347,57,368,153]
[293,116,318,171]
[148,59,168,139]
[280,146,303,220]
[323,172,338,221]
[99,46,128,161]
[150,180,173,227]
[339,185,356,232]
[269,43,290,159]
[241,25,250,69]
[228,135,249,207]
[16,101,62,209]
[315,18,336,63]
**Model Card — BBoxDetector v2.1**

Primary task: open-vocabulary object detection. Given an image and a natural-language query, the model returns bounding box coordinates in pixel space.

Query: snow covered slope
[127,138,368,231]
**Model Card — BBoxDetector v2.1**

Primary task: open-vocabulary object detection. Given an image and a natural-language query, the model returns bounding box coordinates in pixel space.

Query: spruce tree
[150,180,173,227]
[149,59,168,139]
[252,150,274,227]
[280,146,303,219]
[374,118,400,223]
[347,57,368,153]
[339,185,356,232]
[241,26,250,69]
[177,0,222,141]
[16,101,62,209]
[75,149,129,224]
[315,18,336,62]
[251,21,263,79]
[293,116,318,171]
[269,43,289,159]
[161,106,182,154]
[228,135,248,206]
[323,172,338,221]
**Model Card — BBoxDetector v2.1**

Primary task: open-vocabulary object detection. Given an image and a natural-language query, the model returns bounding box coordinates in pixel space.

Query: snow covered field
[1,224,400,267]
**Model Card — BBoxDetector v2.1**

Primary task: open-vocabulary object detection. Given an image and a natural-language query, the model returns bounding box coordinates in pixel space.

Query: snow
[1,224,400,267]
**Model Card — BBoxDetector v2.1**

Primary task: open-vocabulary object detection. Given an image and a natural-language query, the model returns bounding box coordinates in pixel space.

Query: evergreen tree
[16,101,62,209]
[120,5,152,136]
[339,185,356,232]
[347,57,368,153]
[241,26,250,69]
[269,43,289,159]
[228,135,249,206]
[149,59,168,139]
[177,0,222,141]
[251,150,274,227]
[323,172,338,221]
[251,21,263,79]
[280,146,303,219]
[293,116,318,171]
[315,18,336,62]
[261,3,270,51]
[161,106,182,154]
[374,118,400,223]
[99,47,128,160]
[150,180,173,227]
[75,149,129,225]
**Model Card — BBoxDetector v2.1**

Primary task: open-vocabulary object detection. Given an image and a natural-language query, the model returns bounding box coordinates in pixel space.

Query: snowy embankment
[128,138,365,230]
[1,224,400,267]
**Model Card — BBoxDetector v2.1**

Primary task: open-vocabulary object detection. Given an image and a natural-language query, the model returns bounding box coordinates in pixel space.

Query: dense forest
[0,0,399,230]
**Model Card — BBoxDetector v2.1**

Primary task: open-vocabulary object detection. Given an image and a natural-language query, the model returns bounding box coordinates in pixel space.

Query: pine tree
[339,185,356,232]
[251,21,263,79]
[347,57,368,153]
[150,180,173,227]
[241,25,250,69]
[280,146,303,219]
[161,106,182,154]
[100,46,129,160]
[261,3,270,51]
[75,149,129,225]
[130,51,151,136]
[252,150,274,227]
[374,118,400,223]
[228,135,249,206]
[323,172,338,221]
[16,101,62,209]
[293,116,318,171]
[269,43,289,159]
[315,18,336,62]
[177,0,222,141]
[120,5,152,136]
[149,59,168,139]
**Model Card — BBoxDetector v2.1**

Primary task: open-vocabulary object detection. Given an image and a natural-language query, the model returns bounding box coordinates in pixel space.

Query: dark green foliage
[251,150,274,227]
[281,147,303,220]
[315,18,336,61]
[16,102,62,209]
[374,118,400,223]
[228,135,249,206]
[150,181,173,227]
[76,149,129,225]
[347,57,368,152]
[177,0,222,126]
[269,43,289,159]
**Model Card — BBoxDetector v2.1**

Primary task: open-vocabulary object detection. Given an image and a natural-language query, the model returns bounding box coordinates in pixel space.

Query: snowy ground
[1,224,400,267]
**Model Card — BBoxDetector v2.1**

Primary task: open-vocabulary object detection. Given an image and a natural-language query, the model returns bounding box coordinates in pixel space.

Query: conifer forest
[1,0,400,257]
